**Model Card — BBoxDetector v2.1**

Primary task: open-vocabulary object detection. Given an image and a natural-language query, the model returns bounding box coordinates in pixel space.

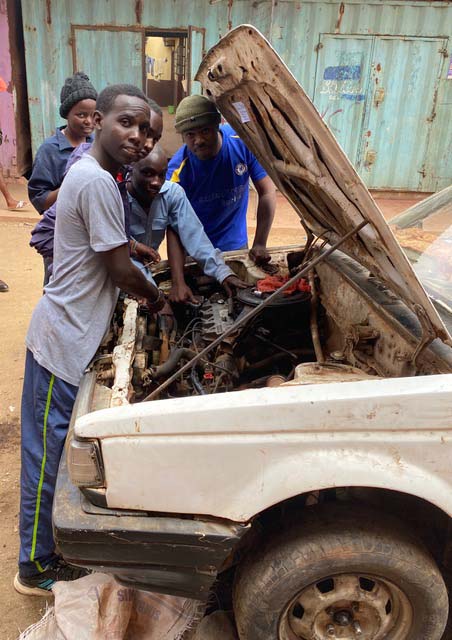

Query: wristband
[150,288,165,305]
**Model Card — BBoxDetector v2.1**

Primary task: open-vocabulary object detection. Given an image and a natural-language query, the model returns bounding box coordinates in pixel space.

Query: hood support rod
[143,219,368,402]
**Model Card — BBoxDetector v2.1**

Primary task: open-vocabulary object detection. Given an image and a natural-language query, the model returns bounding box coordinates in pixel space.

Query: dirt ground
[0,180,424,638]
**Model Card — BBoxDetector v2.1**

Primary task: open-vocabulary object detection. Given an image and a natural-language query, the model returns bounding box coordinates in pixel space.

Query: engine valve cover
[199,299,235,339]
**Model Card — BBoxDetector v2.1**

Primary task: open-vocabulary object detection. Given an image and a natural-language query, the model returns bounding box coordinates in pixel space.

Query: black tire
[233,504,448,640]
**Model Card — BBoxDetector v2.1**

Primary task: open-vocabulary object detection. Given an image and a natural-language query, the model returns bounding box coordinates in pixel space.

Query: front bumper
[53,455,249,600]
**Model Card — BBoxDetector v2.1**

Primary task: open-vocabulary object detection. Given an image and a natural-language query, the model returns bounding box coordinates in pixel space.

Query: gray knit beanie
[59,72,97,119]
[175,95,221,133]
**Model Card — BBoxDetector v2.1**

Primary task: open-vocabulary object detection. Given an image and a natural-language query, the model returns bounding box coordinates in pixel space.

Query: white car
[54,26,452,640]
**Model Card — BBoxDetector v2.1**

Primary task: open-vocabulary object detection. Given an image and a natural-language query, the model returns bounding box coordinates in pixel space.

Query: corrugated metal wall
[20,0,452,191]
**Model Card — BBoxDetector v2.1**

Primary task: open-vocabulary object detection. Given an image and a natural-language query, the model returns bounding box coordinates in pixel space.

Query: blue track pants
[19,349,78,577]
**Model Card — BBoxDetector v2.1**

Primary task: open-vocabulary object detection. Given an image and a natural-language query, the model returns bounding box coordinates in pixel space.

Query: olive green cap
[174,95,221,133]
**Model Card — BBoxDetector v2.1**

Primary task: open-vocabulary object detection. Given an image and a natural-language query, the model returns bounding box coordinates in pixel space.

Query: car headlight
[68,439,104,487]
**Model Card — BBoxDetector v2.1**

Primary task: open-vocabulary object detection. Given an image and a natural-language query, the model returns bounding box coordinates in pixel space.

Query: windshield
[390,187,452,310]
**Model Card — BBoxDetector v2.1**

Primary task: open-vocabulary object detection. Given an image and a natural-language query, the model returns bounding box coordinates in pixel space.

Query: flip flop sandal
[7,200,27,211]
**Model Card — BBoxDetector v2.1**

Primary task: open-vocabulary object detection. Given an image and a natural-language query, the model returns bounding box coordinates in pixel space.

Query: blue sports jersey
[167,124,267,251]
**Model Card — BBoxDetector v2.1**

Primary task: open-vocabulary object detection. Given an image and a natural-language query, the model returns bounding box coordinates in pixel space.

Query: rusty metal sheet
[20,0,452,189]
[283,362,378,386]
[111,299,138,407]
[0,1,17,173]
[196,25,451,345]
[71,25,145,92]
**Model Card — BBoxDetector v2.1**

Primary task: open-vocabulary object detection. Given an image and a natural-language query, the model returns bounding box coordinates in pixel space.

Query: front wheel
[233,505,448,640]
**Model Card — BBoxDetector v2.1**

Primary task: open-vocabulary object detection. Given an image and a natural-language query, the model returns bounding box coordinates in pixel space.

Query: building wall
[0,0,16,174]
[20,0,452,190]
[146,37,173,83]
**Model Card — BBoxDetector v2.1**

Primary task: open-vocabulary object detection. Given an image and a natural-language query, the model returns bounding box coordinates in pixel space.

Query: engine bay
[92,251,321,407]
[89,249,452,411]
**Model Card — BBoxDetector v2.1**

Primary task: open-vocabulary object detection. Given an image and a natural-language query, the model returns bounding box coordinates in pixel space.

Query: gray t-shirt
[26,154,128,386]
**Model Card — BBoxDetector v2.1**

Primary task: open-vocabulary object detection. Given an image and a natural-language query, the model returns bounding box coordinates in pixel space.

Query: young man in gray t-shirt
[15,84,165,597]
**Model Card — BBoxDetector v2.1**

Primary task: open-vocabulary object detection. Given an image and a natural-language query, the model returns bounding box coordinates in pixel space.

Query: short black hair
[147,98,162,116]
[149,143,167,162]
[96,84,148,114]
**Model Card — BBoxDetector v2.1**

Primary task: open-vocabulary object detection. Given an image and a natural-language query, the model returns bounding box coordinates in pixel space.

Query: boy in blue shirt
[28,72,97,213]
[167,95,276,266]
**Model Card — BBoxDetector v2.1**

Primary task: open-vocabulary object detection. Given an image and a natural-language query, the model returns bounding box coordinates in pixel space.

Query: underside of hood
[196,25,451,346]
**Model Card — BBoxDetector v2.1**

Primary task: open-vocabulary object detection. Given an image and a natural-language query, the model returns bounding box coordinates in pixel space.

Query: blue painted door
[73,27,144,93]
[314,34,446,190]
[358,36,445,191]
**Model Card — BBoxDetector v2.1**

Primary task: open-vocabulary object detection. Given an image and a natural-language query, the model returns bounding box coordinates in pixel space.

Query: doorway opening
[145,31,188,109]
[145,30,189,157]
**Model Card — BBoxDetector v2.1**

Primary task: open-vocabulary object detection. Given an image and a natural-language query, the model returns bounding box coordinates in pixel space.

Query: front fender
[76,374,452,521]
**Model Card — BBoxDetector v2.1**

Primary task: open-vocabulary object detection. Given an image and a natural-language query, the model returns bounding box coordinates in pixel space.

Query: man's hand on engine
[136,287,166,313]
[133,241,161,265]
[169,281,201,305]
[249,244,271,267]
[146,288,166,313]
[222,275,247,298]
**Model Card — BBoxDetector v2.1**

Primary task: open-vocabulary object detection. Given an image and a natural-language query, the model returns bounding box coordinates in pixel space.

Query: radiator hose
[150,348,197,379]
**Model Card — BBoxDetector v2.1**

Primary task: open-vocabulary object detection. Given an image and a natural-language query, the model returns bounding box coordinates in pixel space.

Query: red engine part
[256,275,311,296]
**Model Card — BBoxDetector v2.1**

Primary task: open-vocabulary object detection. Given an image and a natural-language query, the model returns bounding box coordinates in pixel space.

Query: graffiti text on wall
[319,51,366,102]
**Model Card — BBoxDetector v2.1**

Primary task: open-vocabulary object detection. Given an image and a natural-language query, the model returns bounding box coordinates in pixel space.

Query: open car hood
[196,25,451,345]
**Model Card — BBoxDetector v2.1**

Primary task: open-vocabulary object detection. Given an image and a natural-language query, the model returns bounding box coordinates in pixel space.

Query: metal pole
[143,220,368,401]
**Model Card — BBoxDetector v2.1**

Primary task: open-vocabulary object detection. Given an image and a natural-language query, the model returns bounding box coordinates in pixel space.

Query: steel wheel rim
[278,573,413,640]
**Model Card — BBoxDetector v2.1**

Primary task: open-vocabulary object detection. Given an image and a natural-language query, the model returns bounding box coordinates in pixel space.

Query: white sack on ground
[18,573,202,640]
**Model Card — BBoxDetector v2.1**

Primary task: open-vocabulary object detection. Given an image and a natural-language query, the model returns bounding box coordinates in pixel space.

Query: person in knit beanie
[59,71,97,119]
[28,72,97,214]
[168,95,276,267]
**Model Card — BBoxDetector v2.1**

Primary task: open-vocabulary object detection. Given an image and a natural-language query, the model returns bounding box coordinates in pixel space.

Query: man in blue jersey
[167,95,276,267]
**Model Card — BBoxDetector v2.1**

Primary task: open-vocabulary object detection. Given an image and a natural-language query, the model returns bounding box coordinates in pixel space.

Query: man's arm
[99,243,165,311]
[249,176,276,265]
[168,185,235,276]
[167,227,199,304]
[130,238,161,265]
[42,188,59,211]
[27,144,62,213]
[167,187,247,300]
[79,174,164,311]
[167,226,245,301]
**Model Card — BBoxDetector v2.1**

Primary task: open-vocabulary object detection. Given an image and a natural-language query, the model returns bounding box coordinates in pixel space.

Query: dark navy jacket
[28,127,93,213]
